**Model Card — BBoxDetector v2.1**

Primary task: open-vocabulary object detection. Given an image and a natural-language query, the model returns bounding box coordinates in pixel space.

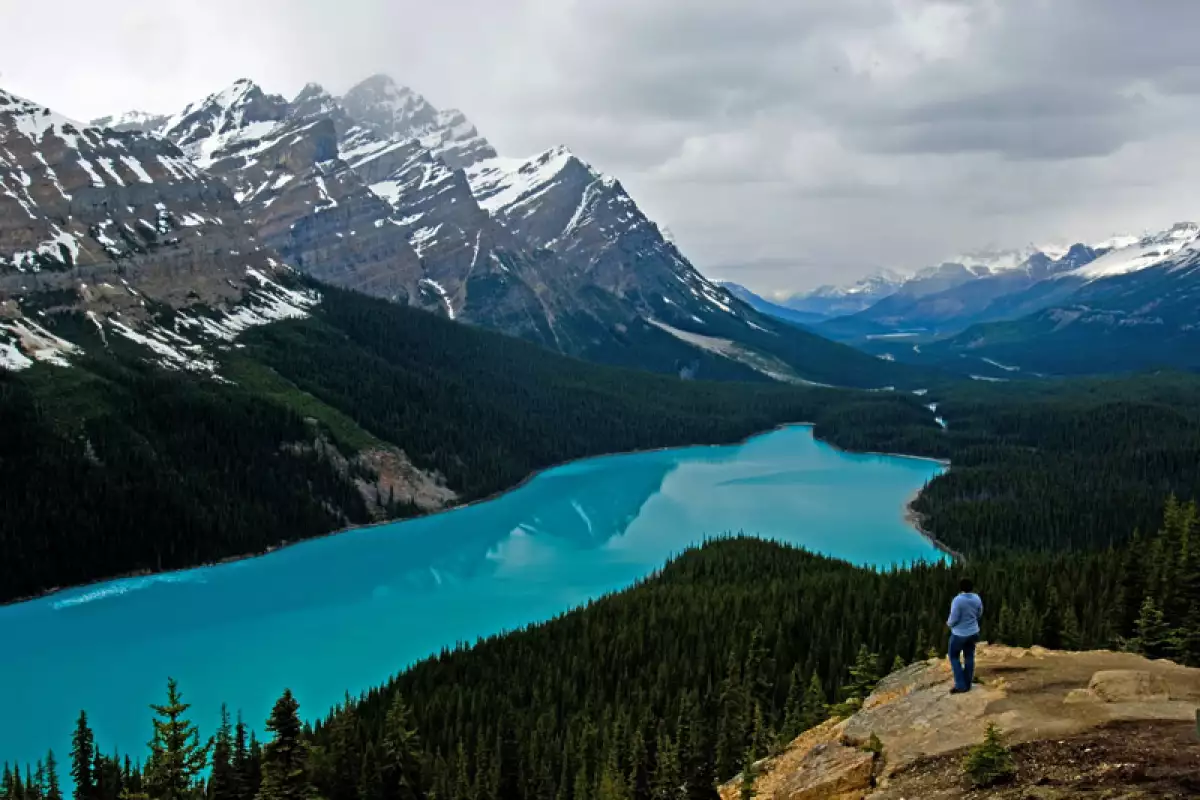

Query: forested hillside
[6,283,1200,602]
[1,284,939,604]
[7,499,1196,800]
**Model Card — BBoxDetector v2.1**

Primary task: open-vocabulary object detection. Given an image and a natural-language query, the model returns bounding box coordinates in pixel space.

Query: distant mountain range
[730,223,1200,377]
[1,76,931,390]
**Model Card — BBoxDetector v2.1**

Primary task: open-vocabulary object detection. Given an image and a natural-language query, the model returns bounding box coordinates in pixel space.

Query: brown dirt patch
[871,720,1200,799]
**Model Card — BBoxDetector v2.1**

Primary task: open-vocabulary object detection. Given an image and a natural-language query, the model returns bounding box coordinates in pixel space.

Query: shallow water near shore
[1,424,944,770]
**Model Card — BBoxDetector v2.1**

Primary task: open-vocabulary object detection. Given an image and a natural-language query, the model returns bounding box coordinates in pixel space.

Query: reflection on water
[2,425,942,773]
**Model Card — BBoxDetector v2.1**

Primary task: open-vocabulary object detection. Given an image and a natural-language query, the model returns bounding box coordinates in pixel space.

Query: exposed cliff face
[0,88,316,373]
[722,645,1200,800]
[150,83,429,307]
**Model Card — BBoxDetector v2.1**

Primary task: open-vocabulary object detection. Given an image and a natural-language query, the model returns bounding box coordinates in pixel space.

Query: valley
[735,222,1200,379]
[4,7,1200,800]
[0,425,944,775]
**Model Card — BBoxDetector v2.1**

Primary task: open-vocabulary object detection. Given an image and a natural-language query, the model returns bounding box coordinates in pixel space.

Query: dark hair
[959,578,974,593]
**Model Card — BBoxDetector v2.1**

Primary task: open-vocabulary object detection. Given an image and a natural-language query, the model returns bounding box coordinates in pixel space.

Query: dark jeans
[949,633,979,691]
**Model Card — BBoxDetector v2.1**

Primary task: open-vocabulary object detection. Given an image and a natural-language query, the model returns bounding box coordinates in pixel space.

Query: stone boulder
[1086,670,1171,702]
[771,742,875,800]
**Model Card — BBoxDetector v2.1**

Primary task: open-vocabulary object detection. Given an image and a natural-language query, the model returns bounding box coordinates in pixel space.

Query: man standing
[947,578,983,694]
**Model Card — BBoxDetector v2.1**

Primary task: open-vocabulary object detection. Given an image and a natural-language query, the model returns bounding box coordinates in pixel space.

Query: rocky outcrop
[148,83,430,307]
[722,645,1200,800]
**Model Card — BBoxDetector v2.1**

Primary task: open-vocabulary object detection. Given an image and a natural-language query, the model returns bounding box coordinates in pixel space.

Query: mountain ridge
[72,75,930,388]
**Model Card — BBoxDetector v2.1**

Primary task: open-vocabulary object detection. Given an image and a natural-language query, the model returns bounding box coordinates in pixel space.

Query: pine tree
[736,747,755,800]
[359,743,384,800]
[92,748,108,800]
[144,678,210,800]
[680,700,716,800]
[889,654,905,674]
[594,748,626,800]
[71,712,96,800]
[1015,599,1040,648]
[1040,588,1062,650]
[649,733,679,800]
[798,674,827,733]
[1060,607,1083,651]
[571,761,589,800]
[712,653,746,781]
[383,694,423,800]
[1176,513,1200,665]
[323,700,360,800]
[741,626,773,713]
[996,602,1017,645]
[452,742,471,800]
[209,706,235,800]
[834,646,880,717]
[1132,596,1173,659]
[246,734,262,800]
[45,752,62,800]
[257,690,312,800]
[230,714,249,800]
[1117,530,1148,638]
[961,724,1015,788]
[626,725,650,800]
[748,705,768,762]
[32,760,47,800]
[495,717,520,800]
[779,667,805,742]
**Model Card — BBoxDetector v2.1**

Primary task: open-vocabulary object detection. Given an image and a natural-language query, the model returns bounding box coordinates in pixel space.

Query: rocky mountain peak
[341,74,438,138]
[158,79,289,161]
[290,82,338,120]
[339,75,495,168]
[0,89,85,143]
[0,85,310,374]
[90,109,169,134]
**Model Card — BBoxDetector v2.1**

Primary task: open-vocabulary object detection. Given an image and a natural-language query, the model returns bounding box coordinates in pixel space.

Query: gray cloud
[4,0,1200,290]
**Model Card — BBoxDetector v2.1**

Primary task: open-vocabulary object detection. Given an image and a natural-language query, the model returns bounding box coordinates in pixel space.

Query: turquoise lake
[1,425,944,771]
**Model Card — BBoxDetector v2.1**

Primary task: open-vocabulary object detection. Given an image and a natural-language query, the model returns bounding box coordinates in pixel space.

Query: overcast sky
[4,0,1200,293]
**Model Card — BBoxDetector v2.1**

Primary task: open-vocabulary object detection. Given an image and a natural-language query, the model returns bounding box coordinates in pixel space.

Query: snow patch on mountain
[0,317,79,371]
[0,89,85,143]
[1071,222,1200,279]
[466,146,579,216]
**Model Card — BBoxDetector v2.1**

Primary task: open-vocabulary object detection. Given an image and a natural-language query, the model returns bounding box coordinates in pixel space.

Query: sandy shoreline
[904,491,965,562]
[4,421,954,608]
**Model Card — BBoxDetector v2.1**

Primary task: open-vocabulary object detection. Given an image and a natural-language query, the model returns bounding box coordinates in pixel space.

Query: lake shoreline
[4,421,950,609]
[904,491,965,563]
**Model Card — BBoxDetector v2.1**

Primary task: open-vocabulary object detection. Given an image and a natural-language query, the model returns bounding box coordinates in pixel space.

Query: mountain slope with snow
[916,227,1200,375]
[463,146,931,387]
[340,75,496,169]
[0,87,317,374]
[81,75,931,388]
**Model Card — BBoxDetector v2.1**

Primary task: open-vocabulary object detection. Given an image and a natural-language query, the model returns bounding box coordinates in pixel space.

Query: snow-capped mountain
[76,75,925,388]
[782,269,908,318]
[1070,221,1200,279]
[848,219,1200,375]
[0,88,314,373]
[89,109,169,133]
[464,146,759,330]
[340,75,496,169]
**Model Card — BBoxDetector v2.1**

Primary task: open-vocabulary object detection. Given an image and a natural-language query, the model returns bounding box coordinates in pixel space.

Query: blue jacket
[947,592,983,637]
